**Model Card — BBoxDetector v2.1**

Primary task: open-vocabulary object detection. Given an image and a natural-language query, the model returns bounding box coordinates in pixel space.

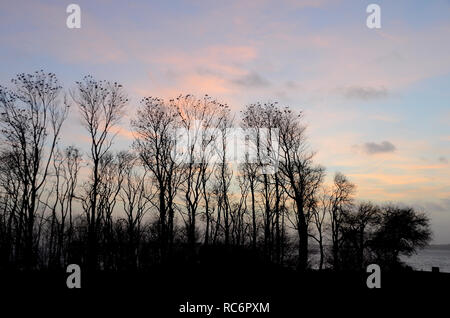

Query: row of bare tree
[0,71,431,272]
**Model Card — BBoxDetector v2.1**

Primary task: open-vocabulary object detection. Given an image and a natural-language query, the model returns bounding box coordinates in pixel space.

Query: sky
[0,0,449,242]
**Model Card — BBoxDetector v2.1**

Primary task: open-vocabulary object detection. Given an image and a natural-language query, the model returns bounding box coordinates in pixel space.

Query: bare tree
[170,95,229,250]
[0,71,68,269]
[47,146,81,268]
[71,76,127,270]
[241,102,286,261]
[239,158,259,250]
[329,172,356,270]
[231,173,251,246]
[339,201,380,270]
[119,153,152,269]
[97,151,129,269]
[308,186,330,270]
[214,113,234,246]
[277,107,324,271]
[0,151,24,267]
[132,97,182,261]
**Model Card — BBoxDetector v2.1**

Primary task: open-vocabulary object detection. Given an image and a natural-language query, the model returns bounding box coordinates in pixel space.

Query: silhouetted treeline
[0,71,431,272]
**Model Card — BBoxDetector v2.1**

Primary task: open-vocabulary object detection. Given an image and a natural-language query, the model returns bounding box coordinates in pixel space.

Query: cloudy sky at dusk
[1,0,449,242]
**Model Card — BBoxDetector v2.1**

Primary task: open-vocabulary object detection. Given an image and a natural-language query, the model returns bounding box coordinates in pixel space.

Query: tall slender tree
[71,76,127,271]
[0,71,68,269]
